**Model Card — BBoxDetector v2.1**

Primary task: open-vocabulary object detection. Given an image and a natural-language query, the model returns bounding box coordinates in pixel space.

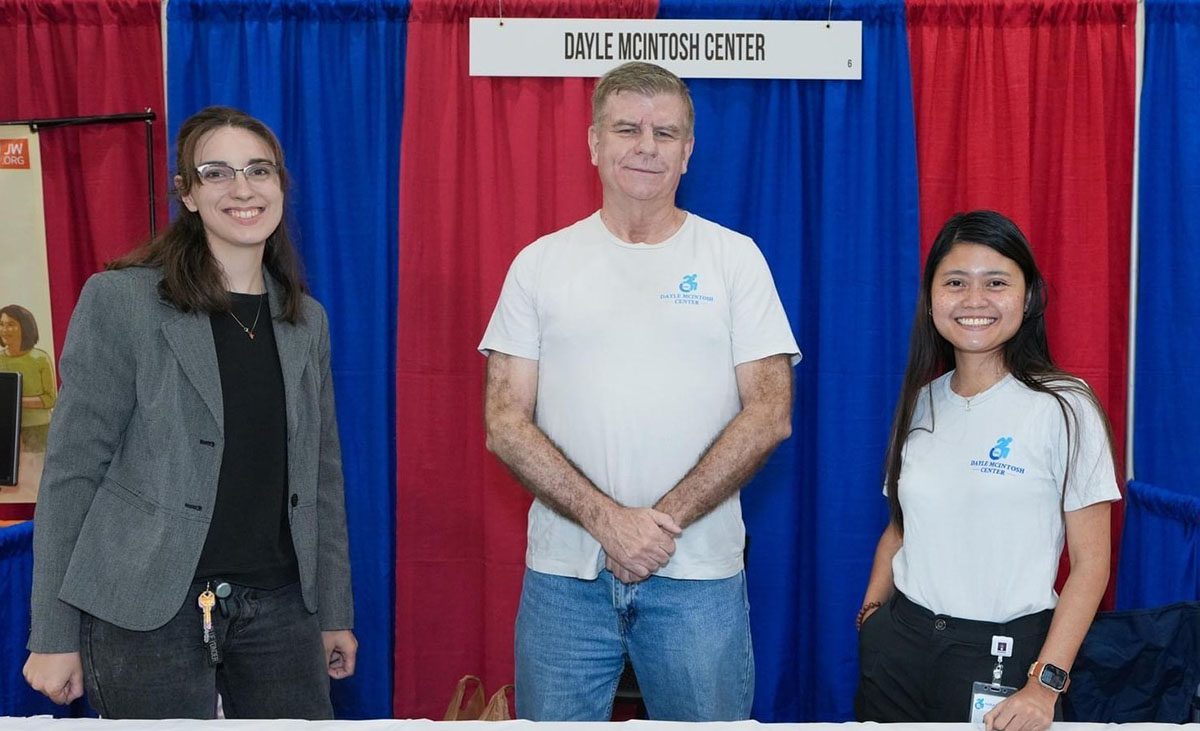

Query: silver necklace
[229,294,264,340]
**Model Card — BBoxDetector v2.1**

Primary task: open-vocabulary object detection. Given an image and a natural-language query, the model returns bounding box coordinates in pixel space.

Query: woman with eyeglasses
[23,106,356,719]
[854,210,1120,729]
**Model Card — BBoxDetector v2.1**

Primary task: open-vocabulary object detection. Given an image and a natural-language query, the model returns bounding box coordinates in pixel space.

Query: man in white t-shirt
[479,62,800,721]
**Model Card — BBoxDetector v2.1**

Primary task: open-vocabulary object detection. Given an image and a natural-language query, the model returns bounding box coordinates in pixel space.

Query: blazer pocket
[100,477,158,515]
[64,481,163,601]
[64,479,207,630]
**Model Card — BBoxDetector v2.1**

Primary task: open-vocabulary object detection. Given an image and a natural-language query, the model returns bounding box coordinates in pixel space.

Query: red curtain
[907,0,1135,607]
[394,0,656,717]
[0,0,169,354]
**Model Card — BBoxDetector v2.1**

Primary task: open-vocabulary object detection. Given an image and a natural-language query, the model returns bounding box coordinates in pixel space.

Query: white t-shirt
[891,372,1122,622]
[479,211,800,580]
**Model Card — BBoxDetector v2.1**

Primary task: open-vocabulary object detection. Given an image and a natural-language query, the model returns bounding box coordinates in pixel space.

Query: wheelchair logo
[989,436,1014,460]
[678,274,698,293]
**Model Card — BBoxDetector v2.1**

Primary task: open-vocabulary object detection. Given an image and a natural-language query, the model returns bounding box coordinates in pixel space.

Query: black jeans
[79,580,332,719]
[855,592,1058,721]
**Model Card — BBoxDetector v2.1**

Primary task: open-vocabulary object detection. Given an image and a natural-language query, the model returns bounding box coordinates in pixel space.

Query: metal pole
[145,111,157,237]
[0,111,155,128]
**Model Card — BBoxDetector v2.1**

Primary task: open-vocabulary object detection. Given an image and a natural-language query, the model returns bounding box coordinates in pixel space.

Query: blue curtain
[1133,0,1200,501]
[167,0,407,717]
[1116,481,1200,610]
[659,0,919,719]
[1122,0,1200,610]
[0,523,86,716]
[0,524,36,714]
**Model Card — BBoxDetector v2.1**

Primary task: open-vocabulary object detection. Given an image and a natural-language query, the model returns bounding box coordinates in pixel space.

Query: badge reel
[969,635,1017,723]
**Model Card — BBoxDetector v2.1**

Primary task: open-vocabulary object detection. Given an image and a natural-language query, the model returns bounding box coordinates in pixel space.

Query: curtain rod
[0,110,159,237]
[0,111,155,128]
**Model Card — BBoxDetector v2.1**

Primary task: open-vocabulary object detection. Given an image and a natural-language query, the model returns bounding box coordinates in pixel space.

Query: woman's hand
[23,652,83,705]
[983,682,1057,731]
[322,630,358,679]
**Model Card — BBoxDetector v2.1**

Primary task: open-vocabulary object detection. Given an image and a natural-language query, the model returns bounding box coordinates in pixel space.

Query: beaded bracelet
[856,601,882,630]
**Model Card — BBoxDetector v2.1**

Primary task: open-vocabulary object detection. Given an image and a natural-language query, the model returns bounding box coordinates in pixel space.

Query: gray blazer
[28,267,353,653]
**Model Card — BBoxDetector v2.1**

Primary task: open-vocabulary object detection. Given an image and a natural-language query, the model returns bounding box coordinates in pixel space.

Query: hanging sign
[470,18,861,80]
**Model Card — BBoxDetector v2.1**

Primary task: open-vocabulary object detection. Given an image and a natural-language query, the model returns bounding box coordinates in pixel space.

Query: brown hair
[592,62,695,138]
[0,304,39,351]
[109,106,307,322]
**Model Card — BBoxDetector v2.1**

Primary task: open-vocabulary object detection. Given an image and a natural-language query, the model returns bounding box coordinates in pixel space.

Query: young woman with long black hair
[855,210,1120,729]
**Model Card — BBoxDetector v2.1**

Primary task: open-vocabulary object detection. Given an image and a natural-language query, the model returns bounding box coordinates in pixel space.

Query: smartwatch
[1027,661,1071,693]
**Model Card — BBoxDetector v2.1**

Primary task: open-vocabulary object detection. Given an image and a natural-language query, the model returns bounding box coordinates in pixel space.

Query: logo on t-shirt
[969,435,1025,476]
[659,272,715,305]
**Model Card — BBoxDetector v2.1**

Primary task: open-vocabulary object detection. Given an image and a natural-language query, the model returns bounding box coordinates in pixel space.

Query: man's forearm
[486,415,615,533]
[655,399,791,527]
[488,415,683,578]
[484,351,682,578]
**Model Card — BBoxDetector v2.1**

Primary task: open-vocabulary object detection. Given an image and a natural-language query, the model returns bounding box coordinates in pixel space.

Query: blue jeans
[515,567,754,721]
[79,581,332,719]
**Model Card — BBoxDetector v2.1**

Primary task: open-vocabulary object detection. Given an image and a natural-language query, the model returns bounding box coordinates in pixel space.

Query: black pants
[80,581,332,719]
[855,592,1058,721]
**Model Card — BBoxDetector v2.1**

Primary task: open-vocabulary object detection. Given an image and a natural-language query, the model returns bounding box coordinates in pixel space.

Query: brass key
[198,584,221,665]
[198,586,216,642]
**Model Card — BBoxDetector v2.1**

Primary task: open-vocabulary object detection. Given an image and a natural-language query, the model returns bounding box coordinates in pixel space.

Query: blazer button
[290,494,299,507]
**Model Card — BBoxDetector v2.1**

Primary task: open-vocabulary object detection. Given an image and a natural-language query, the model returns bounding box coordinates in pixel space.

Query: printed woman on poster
[0,304,57,452]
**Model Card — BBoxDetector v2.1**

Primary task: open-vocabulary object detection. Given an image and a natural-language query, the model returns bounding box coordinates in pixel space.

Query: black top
[195,292,299,588]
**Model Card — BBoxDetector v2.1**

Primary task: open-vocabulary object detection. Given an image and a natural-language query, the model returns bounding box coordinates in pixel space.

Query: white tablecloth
[2,720,1199,731]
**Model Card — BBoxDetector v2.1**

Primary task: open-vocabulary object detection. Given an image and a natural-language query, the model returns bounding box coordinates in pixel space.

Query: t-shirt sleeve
[728,237,801,366]
[478,244,541,360]
[1058,389,1123,511]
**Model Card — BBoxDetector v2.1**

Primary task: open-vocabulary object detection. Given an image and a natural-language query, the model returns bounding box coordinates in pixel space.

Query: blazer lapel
[267,277,310,441]
[161,312,224,432]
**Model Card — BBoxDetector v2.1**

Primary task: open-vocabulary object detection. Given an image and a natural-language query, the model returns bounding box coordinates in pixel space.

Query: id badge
[969,681,1016,723]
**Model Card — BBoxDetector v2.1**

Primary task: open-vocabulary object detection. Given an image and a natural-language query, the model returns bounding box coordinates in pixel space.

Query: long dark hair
[109,106,307,322]
[883,210,1117,532]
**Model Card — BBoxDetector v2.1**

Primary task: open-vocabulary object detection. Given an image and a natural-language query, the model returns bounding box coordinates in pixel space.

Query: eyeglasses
[195,161,280,186]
